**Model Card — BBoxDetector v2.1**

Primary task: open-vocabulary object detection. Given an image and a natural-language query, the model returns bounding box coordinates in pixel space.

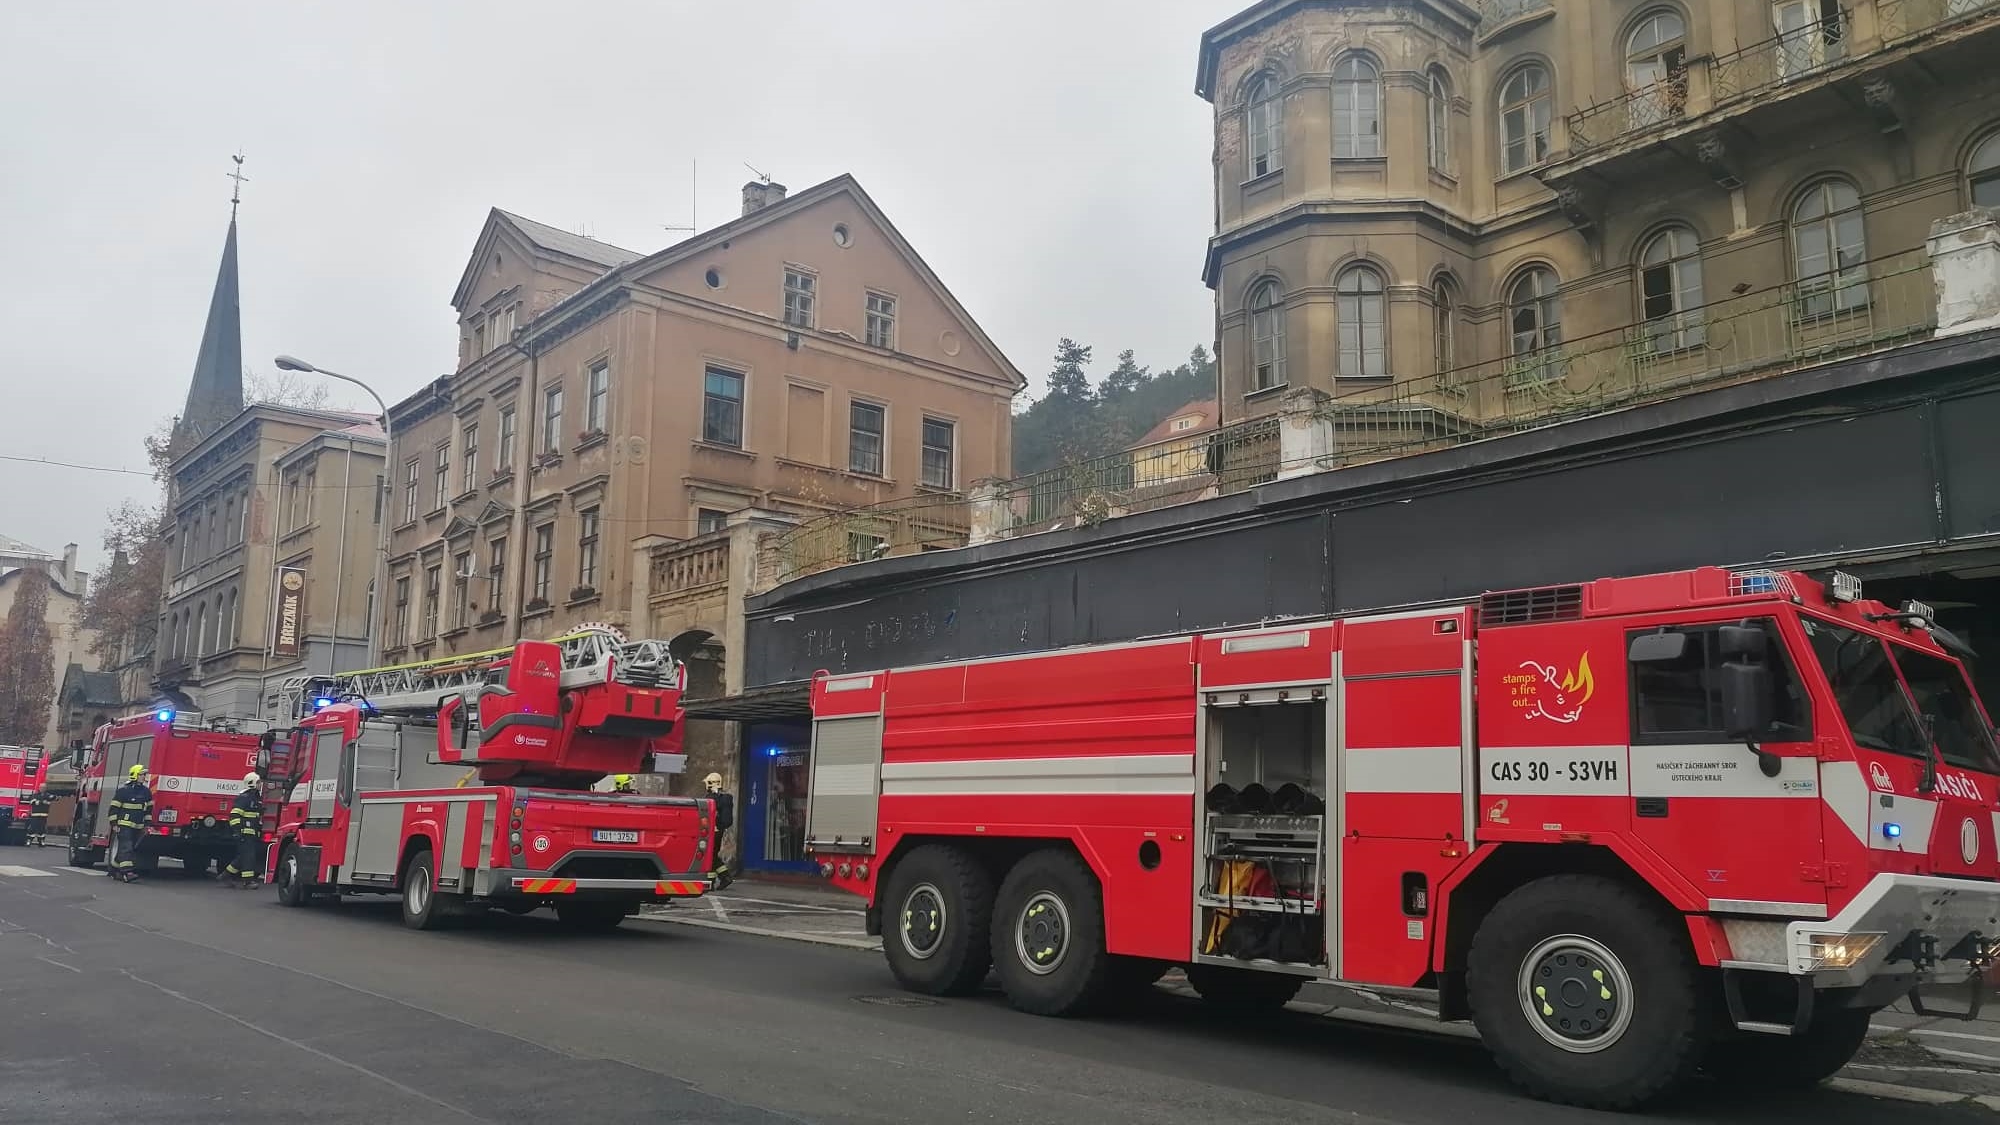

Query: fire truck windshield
[1801,616,2000,774]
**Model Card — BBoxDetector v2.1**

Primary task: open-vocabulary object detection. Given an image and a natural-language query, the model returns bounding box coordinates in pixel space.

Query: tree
[0,568,56,744]
[245,369,333,411]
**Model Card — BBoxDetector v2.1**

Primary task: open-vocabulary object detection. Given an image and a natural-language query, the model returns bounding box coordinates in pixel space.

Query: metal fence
[1711,8,1852,104]
[1878,0,2000,42]
[1567,73,1689,152]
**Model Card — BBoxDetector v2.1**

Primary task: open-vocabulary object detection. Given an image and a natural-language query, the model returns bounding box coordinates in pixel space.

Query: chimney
[741,180,788,216]
[62,543,77,580]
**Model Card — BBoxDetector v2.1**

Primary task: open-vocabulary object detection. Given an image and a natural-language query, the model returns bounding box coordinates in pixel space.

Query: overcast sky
[0,1,1223,573]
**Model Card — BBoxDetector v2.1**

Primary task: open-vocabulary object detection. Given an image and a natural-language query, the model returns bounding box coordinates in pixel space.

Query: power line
[0,452,155,478]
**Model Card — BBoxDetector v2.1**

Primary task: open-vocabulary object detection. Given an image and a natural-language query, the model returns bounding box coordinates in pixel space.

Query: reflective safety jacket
[109,781,153,831]
[27,792,51,817]
[227,788,263,837]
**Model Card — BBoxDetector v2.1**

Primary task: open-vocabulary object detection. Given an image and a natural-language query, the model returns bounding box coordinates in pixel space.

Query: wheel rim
[1516,934,1634,1054]
[406,868,430,915]
[899,882,946,960]
[283,852,299,892]
[1014,891,1071,976]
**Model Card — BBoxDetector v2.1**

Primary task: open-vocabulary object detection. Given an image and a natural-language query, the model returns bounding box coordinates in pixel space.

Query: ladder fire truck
[0,745,44,845]
[267,629,716,931]
[804,565,2000,1109]
[70,713,265,872]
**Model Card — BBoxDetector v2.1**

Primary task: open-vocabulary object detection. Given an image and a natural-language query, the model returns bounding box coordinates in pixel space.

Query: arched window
[194,604,209,659]
[1509,268,1562,357]
[1500,64,1553,174]
[1249,280,1287,390]
[1333,56,1382,159]
[1791,179,1868,317]
[1432,279,1458,381]
[1639,225,1705,352]
[1625,9,1689,125]
[1246,73,1283,178]
[1336,266,1387,378]
[1970,131,2000,208]
[222,589,238,649]
[1427,69,1452,173]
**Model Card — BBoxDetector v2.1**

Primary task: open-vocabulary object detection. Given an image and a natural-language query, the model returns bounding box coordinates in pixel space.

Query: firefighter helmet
[703,772,724,792]
[244,772,262,787]
[612,774,633,787]
[128,764,147,779]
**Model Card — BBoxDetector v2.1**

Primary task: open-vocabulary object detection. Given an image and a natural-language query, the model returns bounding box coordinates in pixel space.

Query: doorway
[740,721,815,874]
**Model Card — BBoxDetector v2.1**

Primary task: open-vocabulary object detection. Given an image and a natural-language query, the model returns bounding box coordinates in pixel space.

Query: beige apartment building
[0,539,95,749]
[1198,0,2000,427]
[159,405,385,719]
[380,175,1023,671]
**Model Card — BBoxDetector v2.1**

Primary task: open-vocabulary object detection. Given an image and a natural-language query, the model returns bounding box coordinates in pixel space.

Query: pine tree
[0,568,56,745]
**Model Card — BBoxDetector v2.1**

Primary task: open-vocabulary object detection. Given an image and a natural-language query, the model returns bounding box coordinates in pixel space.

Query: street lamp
[273,355,393,668]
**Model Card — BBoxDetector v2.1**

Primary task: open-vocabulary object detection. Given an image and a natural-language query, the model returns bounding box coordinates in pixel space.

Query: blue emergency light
[1738,573,1778,594]
[313,697,335,710]
[1883,823,1903,841]
[155,708,175,722]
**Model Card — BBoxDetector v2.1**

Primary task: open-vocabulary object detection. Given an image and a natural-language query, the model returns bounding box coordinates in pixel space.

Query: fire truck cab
[0,745,44,845]
[267,631,718,931]
[805,566,2000,1109]
[69,711,266,873]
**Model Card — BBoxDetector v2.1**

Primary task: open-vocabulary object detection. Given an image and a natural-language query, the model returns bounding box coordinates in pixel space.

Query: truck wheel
[133,852,159,875]
[555,901,630,932]
[68,833,96,869]
[1705,1008,1870,1087]
[990,848,1112,1017]
[881,844,995,997]
[399,848,454,931]
[275,844,311,908]
[1185,963,1305,1013]
[1466,875,1708,1111]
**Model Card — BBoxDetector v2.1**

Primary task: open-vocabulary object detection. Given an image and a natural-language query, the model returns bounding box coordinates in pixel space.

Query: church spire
[175,154,247,445]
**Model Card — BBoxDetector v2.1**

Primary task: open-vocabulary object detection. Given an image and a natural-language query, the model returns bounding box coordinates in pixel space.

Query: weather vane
[228,151,249,219]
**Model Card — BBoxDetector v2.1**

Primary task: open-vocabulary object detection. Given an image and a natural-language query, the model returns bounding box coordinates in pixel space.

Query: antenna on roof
[745,162,773,184]
[227,151,249,220]
[663,159,697,235]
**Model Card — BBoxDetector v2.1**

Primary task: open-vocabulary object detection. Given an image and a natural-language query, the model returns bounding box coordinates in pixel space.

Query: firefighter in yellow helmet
[704,772,735,890]
[107,764,152,883]
[220,772,264,888]
[611,774,637,794]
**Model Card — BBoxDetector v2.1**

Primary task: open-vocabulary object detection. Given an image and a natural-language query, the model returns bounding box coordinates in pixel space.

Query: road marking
[1826,1077,1968,1104]
[1874,1025,2000,1045]
[636,912,880,951]
[706,895,731,922]
[0,866,57,877]
[35,955,79,974]
[709,894,857,914]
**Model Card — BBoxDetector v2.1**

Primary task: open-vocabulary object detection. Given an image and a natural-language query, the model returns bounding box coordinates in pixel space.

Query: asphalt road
[0,854,1992,1125]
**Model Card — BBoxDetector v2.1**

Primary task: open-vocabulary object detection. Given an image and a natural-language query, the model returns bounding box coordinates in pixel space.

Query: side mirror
[1720,661,1774,740]
[1629,631,1690,663]
[1718,623,1765,659]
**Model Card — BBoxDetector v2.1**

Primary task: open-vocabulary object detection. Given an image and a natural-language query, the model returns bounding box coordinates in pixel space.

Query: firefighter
[611,774,637,794]
[23,789,51,847]
[107,765,152,882]
[220,772,263,888]
[704,772,735,890]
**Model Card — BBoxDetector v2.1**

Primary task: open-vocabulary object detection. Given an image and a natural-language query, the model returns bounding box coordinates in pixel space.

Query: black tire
[1704,1008,1871,1088]
[880,844,996,997]
[990,848,1112,1017]
[555,901,630,931]
[1467,875,1709,1111]
[68,833,96,869]
[399,848,453,931]
[1185,963,1306,1013]
[275,843,310,908]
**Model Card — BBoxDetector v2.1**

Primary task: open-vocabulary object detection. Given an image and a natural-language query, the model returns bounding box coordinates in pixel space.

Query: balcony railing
[1878,0,2000,42]
[1711,9,1852,105]
[1567,72,1690,153]
[1472,0,1553,26]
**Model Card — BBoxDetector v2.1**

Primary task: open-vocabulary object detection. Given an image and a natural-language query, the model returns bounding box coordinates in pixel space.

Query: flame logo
[1519,653,1595,724]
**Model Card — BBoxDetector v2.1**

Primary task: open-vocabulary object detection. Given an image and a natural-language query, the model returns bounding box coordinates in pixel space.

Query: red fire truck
[0,745,44,845]
[804,566,2000,1109]
[70,712,265,873]
[267,630,716,931]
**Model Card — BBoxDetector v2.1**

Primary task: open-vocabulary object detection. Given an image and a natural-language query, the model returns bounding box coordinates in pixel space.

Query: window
[194,604,208,659]
[487,539,506,614]
[1500,64,1553,174]
[1791,179,1868,317]
[392,577,410,646]
[697,508,729,535]
[540,384,563,454]
[284,475,301,532]
[1798,617,2000,771]
[703,366,745,447]
[847,531,886,563]
[1509,267,1562,358]
[865,291,897,349]
[422,564,441,639]
[849,401,886,476]
[1432,280,1457,381]
[921,417,956,490]
[1245,72,1282,178]
[1969,131,2000,207]
[585,361,609,434]
[783,268,816,328]
[403,458,419,523]
[433,443,450,510]
[497,404,517,472]
[531,524,554,604]
[577,507,599,590]
[1625,9,1689,125]
[1772,0,1846,78]
[461,424,479,492]
[1332,56,1381,159]
[1336,265,1387,378]
[223,498,236,548]
[222,589,237,649]
[452,551,471,630]
[1427,69,1451,173]
[1892,643,2000,773]
[302,471,315,526]
[1249,280,1286,390]
[1629,619,1810,743]
[208,503,221,552]
[1639,225,1706,352]
[187,512,202,565]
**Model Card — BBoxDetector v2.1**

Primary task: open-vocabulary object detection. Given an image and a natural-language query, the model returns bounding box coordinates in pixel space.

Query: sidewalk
[639,875,873,949]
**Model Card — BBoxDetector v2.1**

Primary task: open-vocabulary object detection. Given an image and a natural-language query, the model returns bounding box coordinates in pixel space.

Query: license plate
[592,829,640,844]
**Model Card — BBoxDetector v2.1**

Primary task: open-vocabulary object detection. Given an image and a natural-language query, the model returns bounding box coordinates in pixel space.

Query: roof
[1129,399,1221,449]
[0,534,52,559]
[60,666,125,707]
[1194,0,1481,100]
[494,210,645,269]
[176,216,245,444]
